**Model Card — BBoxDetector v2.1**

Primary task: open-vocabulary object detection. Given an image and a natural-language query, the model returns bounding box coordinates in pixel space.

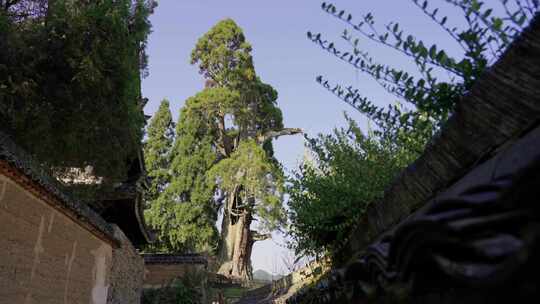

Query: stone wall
[106,225,145,304]
[0,173,114,304]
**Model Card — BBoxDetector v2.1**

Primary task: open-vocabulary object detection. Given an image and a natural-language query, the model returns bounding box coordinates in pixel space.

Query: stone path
[234,284,273,304]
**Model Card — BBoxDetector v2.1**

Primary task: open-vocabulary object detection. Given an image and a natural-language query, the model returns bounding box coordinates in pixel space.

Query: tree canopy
[0,0,156,181]
[288,117,407,257]
[144,99,175,205]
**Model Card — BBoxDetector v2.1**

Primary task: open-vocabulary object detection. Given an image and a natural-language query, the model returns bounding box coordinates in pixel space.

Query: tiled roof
[142,253,208,265]
[287,124,540,303]
[0,131,119,247]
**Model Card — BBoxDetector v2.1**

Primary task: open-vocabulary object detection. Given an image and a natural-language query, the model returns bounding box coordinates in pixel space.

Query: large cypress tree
[192,19,301,280]
[146,19,301,280]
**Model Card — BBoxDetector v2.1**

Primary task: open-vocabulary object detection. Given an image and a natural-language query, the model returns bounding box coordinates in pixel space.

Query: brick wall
[0,174,113,304]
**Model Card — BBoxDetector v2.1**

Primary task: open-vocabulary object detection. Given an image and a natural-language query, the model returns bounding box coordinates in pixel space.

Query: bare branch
[251,231,271,242]
[257,128,302,144]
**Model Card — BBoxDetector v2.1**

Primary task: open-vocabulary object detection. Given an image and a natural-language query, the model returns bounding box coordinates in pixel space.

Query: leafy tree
[0,0,156,181]
[192,20,301,280]
[288,117,408,257]
[145,95,219,253]
[147,19,301,280]
[144,99,175,205]
[288,0,539,258]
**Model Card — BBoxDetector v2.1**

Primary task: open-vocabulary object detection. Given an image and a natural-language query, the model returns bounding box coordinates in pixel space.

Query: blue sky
[142,0,467,274]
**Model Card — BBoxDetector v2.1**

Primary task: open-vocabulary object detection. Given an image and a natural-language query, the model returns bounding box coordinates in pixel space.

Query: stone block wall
[106,225,145,304]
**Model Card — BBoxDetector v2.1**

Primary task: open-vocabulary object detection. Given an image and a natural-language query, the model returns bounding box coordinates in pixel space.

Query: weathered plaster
[91,244,111,304]
[24,292,33,304]
[64,241,78,304]
[0,168,118,303]
[30,215,45,281]
[48,210,56,233]
[0,176,7,208]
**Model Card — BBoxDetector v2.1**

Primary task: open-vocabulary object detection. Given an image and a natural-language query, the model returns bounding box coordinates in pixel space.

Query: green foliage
[141,277,202,304]
[288,117,409,257]
[0,0,156,180]
[145,100,218,253]
[190,19,284,133]
[145,19,296,257]
[289,0,538,257]
[144,99,175,204]
[191,18,255,87]
[145,197,219,253]
[209,140,285,231]
[189,20,289,236]
[183,87,242,122]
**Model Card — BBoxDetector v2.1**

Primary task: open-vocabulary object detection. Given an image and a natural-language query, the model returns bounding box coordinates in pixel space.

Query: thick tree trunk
[217,189,255,281]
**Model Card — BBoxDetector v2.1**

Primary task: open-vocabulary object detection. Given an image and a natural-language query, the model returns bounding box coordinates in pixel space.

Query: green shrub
[142,279,201,304]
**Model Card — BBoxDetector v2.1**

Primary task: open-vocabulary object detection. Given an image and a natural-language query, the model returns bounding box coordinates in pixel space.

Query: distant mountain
[253,269,283,282]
